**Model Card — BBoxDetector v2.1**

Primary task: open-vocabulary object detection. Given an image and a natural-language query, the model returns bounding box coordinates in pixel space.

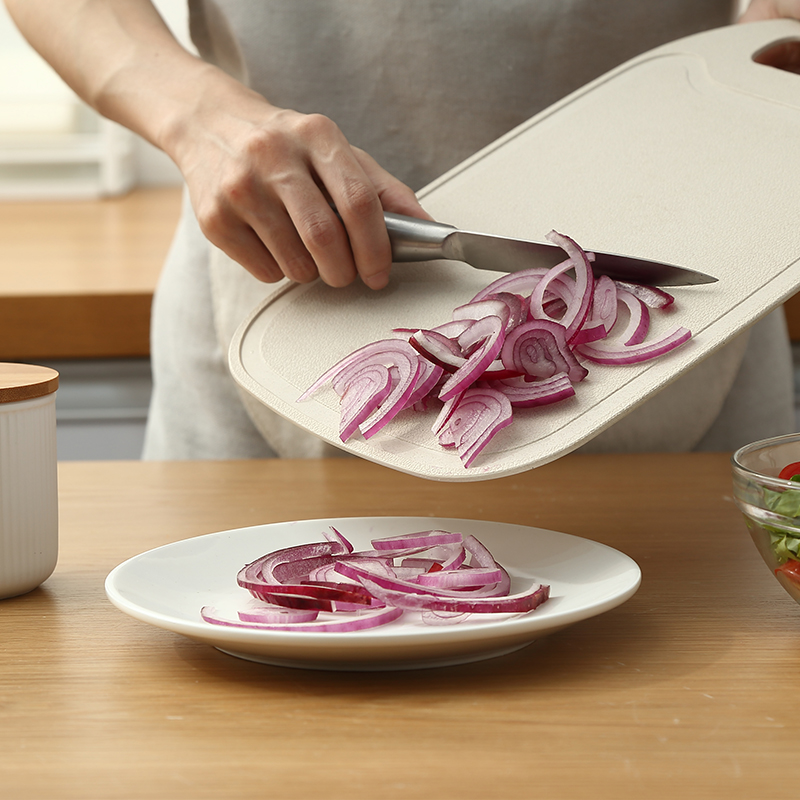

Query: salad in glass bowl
[732,432,800,605]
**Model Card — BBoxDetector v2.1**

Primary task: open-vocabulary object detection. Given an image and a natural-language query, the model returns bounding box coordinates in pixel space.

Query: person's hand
[4,0,430,292]
[169,79,432,290]
[739,0,800,73]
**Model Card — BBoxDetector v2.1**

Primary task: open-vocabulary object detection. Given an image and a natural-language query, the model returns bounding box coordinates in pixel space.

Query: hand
[170,80,431,290]
[4,0,430,292]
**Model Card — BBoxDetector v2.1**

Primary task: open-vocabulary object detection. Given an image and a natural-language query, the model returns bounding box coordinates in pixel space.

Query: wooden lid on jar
[0,363,59,404]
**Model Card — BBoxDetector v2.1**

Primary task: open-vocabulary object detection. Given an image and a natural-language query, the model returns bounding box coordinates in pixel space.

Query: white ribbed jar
[0,364,59,599]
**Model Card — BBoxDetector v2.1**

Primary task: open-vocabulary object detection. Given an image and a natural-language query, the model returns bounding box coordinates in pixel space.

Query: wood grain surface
[0,187,181,359]
[0,362,58,402]
[1,453,797,799]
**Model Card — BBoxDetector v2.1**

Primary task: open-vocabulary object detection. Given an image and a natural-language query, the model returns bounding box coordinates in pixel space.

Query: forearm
[3,0,253,163]
[4,0,431,289]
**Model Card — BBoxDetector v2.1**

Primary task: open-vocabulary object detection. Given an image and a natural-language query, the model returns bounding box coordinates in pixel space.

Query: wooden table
[0,187,181,360]
[1,453,797,799]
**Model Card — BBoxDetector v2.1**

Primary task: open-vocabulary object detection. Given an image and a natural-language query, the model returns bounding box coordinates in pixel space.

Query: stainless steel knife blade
[384,212,716,286]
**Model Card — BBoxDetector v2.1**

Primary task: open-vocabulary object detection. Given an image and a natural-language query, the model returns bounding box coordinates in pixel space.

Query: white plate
[105,516,641,671]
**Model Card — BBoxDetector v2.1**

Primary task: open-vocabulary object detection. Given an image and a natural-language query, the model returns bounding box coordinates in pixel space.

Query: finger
[327,183,391,290]
[241,150,361,286]
[282,194,360,287]
[353,148,434,221]
[248,201,343,284]
[247,191,359,287]
[196,201,286,283]
[298,127,392,289]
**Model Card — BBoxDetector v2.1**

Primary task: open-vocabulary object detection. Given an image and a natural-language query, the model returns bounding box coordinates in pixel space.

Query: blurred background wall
[0,0,191,193]
[0,2,194,460]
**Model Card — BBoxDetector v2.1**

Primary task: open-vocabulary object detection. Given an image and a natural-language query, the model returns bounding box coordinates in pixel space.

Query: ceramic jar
[0,363,59,599]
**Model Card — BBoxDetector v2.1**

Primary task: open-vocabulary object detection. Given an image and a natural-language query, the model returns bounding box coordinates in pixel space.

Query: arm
[4,0,429,289]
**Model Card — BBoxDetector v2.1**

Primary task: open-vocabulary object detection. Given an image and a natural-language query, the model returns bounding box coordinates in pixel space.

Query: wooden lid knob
[0,363,59,404]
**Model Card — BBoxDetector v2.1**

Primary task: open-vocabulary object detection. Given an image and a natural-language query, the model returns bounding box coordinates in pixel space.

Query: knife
[384,212,716,287]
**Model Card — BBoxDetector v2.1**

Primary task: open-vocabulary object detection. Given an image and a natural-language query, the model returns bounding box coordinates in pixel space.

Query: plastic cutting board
[230,20,800,482]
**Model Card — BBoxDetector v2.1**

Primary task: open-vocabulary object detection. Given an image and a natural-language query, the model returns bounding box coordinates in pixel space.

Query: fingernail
[364,270,389,290]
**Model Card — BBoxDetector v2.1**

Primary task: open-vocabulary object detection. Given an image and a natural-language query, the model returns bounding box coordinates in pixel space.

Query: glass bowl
[732,432,800,605]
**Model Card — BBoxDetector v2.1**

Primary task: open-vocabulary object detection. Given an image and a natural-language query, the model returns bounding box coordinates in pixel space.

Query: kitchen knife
[384,212,716,286]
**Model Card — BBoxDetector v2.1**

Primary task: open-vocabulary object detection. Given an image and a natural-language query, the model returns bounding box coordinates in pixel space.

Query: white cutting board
[230,20,800,481]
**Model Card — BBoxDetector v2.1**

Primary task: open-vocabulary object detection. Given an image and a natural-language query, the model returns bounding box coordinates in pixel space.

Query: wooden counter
[0,187,182,360]
[2,453,799,799]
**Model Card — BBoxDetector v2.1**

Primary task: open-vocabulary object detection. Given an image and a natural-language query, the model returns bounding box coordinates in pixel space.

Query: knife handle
[383,212,455,262]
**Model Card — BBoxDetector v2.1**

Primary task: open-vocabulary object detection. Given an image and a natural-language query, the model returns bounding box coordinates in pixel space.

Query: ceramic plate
[105,516,641,671]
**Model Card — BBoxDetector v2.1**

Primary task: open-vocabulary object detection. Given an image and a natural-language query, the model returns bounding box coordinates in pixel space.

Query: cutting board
[229,20,800,481]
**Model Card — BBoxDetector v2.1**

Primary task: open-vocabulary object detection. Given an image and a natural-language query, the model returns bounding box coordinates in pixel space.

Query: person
[5,0,799,460]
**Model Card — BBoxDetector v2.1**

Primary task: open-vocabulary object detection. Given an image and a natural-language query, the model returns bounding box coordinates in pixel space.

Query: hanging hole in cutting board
[752,38,800,74]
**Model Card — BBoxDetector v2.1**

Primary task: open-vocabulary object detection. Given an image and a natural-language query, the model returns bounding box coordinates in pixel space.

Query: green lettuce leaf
[761,482,800,563]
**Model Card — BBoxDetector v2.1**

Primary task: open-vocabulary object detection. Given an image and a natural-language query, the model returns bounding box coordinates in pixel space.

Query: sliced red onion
[430,319,475,338]
[238,607,320,624]
[540,231,594,341]
[432,391,462,435]
[358,348,421,440]
[356,576,550,614]
[614,280,675,309]
[410,329,465,372]
[462,533,511,596]
[583,275,618,337]
[400,358,444,410]
[371,529,464,550]
[478,360,525,380]
[300,230,692,468]
[298,339,414,401]
[324,526,354,553]
[439,316,505,402]
[614,289,651,346]
[436,387,513,467]
[500,319,589,384]
[201,604,403,632]
[416,566,505,588]
[528,274,577,322]
[203,529,551,633]
[238,541,345,588]
[247,582,374,607]
[482,292,528,331]
[337,364,393,441]
[577,326,691,365]
[470,266,551,303]
[452,297,511,328]
[335,558,507,600]
[487,372,576,408]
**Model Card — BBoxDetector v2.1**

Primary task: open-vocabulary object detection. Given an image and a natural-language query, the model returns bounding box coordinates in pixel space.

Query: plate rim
[105,516,641,664]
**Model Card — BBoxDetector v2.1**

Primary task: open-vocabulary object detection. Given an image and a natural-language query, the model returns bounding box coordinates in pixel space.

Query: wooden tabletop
[0,187,181,360]
[1,453,797,799]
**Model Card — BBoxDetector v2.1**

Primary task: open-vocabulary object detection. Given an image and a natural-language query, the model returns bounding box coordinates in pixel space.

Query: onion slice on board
[299,230,691,468]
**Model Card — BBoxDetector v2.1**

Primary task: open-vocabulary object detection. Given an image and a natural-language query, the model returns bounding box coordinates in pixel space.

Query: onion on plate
[201,527,550,633]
